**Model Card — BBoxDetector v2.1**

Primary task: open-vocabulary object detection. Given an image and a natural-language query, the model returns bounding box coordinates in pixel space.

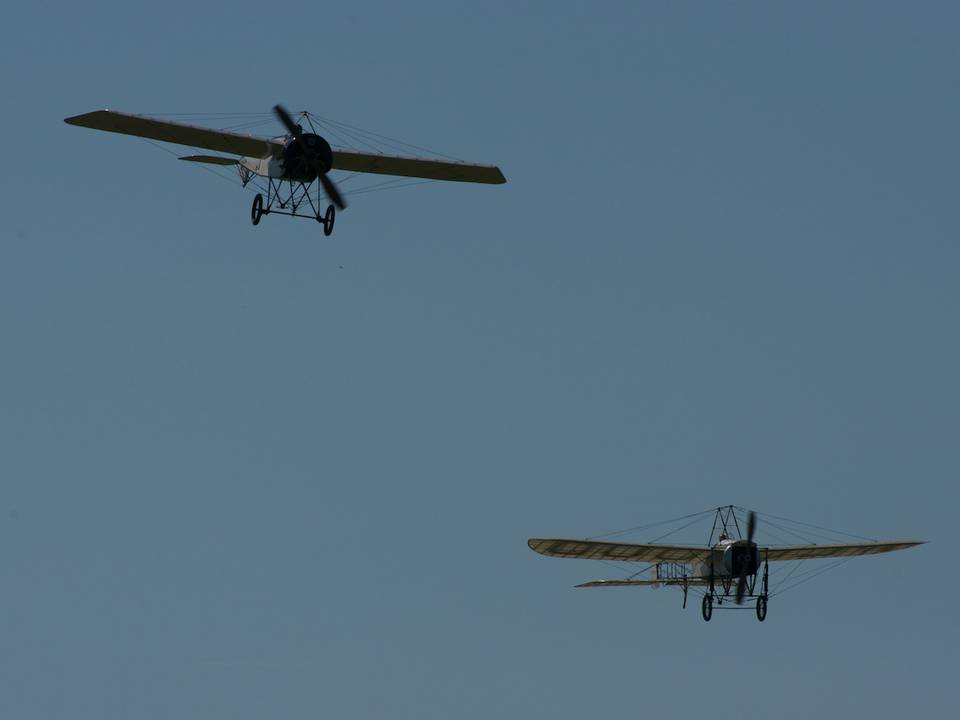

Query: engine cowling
[723,542,760,576]
[280,132,333,181]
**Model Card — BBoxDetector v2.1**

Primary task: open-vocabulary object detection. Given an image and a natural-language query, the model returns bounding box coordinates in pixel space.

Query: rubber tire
[322,204,336,237]
[701,594,713,622]
[756,595,768,622]
[251,193,264,226]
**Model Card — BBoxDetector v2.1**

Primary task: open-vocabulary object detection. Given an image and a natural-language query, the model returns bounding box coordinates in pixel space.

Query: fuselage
[239,154,285,178]
[238,132,333,182]
[693,538,760,579]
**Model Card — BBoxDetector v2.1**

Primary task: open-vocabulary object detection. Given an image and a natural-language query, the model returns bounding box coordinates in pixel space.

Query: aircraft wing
[528,538,712,564]
[64,110,506,184]
[575,578,712,588]
[331,150,506,184]
[762,540,926,562]
[64,110,280,158]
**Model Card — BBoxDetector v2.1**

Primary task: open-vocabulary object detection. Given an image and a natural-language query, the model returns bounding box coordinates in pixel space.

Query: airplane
[528,505,925,621]
[64,104,506,236]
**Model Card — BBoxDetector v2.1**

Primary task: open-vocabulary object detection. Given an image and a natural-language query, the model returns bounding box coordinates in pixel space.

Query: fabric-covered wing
[64,110,279,158]
[576,579,712,588]
[331,149,506,184]
[763,540,926,562]
[528,538,711,564]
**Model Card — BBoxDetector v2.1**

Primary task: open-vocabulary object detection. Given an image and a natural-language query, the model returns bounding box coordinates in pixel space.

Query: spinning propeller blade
[320,173,347,210]
[273,104,302,138]
[735,572,747,604]
[735,510,756,604]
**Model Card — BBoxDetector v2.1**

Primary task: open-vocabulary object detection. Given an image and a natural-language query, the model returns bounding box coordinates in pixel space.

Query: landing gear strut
[699,556,770,622]
[248,178,338,235]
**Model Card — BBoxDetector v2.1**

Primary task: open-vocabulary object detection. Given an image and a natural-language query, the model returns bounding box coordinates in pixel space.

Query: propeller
[735,510,756,604]
[273,104,302,138]
[272,104,346,210]
[319,173,346,210]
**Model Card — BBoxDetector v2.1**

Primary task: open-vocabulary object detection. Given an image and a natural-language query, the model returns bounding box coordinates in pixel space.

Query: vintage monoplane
[528,505,925,622]
[64,104,506,235]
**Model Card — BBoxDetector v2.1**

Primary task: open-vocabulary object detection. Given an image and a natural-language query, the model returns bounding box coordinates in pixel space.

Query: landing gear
[248,178,339,235]
[756,595,768,621]
[319,204,336,236]
[701,594,713,622]
[698,555,771,622]
[756,552,769,622]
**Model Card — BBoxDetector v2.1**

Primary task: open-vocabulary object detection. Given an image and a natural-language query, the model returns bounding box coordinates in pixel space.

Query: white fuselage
[239,149,283,178]
[237,136,295,179]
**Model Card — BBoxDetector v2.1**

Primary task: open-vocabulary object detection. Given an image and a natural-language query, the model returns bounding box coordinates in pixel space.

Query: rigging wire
[728,506,872,599]
[739,506,877,542]
[331,172,368,186]
[310,116,387,155]
[769,557,855,598]
[646,514,712,544]
[218,118,278,133]
[309,112,466,162]
[138,138,243,190]
[595,560,653,578]
[626,563,656,580]
[756,523,803,547]
[762,518,839,545]
[306,117,366,153]
[733,506,829,547]
[769,559,805,594]
[586,507,717,541]
[348,178,439,196]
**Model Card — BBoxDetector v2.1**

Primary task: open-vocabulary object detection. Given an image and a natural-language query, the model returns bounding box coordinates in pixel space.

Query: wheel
[251,193,264,225]
[756,595,768,622]
[701,594,713,622]
[320,204,336,236]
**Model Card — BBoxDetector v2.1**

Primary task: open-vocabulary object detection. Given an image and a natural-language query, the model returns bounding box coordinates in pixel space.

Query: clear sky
[1,2,957,717]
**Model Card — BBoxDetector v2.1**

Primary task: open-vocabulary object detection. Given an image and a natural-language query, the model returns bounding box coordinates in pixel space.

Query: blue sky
[1,2,957,717]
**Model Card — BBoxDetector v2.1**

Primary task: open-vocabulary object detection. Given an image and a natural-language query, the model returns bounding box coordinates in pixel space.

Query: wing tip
[528,538,558,556]
[64,109,110,126]
[872,539,928,549]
